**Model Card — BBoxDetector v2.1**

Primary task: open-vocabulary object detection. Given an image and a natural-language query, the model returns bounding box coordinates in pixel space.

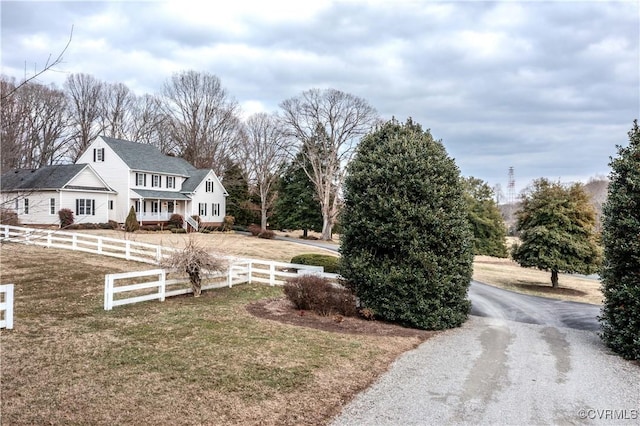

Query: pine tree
[124,206,139,232]
[512,178,601,288]
[272,151,322,237]
[340,118,473,330]
[222,162,257,226]
[463,176,508,258]
[600,120,640,360]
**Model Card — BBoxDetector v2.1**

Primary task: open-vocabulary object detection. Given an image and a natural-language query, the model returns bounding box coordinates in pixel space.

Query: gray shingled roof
[180,169,210,193]
[1,164,89,191]
[131,189,191,200]
[101,136,196,176]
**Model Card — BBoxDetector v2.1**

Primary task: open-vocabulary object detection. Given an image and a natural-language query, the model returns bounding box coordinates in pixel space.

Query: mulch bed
[246,298,435,339]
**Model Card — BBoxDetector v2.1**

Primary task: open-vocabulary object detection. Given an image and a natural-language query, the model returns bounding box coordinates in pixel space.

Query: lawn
[0,242,425,425]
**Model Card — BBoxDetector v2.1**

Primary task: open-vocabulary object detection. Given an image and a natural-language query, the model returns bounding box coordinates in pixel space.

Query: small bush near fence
[58,208,74,228]
[0,208,20,226]
[290,254,340,274]
[283,275,357,317]
[171,228,187,234]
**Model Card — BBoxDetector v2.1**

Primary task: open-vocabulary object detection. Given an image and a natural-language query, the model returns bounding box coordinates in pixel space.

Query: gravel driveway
[332,288,640,425]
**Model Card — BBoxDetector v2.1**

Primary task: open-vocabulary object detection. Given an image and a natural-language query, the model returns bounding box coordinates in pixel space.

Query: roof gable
[1,164,89,191]
[99,136,196,176]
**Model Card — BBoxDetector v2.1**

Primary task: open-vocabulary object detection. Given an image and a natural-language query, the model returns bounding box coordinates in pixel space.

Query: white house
[0,164,116,226]
[75,136,227,227]
[1,136,228,228]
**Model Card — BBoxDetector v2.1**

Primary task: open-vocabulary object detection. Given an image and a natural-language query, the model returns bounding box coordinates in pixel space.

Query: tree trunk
[302,228,308,238]
[321,215,332,241]
[551,270,559,288]
[188,270,202,297]
[261,204,268,231]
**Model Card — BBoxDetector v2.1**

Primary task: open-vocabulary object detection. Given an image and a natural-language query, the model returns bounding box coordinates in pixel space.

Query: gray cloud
[1,0,637,194]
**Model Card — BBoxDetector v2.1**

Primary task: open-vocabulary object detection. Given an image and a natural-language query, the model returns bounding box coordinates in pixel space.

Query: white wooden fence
[104,260,337,310]
[0,284,15,329]
[1,225,178,264]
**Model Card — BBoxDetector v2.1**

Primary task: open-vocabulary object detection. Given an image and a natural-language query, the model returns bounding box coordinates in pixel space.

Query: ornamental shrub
[168,213,184,229]
[291,254,340,274]
[1,208,20,226]
[600,120,640,360]
[125,206,139,232]
[58,208,74,228]
[340,118,473,330]
[283,275,357,317]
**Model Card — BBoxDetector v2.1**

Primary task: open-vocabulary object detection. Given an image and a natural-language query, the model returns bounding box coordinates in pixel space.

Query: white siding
[2,191,60,225]
[188,171,227,223]
[68,167,106,188]
[77,137,130,222]
[59,191,111,224]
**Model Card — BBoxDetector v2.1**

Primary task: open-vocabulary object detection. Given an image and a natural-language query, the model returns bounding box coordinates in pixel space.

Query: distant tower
[507,166,515,206]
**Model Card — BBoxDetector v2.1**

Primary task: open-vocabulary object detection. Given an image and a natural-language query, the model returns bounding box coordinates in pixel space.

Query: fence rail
[104,260,337,310]
[0,284,14,329]
[1,225,178,265]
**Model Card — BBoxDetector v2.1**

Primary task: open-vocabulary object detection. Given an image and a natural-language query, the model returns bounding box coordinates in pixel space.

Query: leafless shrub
[161,238,227,297]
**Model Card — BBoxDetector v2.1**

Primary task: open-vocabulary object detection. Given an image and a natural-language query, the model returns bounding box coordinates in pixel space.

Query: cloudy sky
[1,0,638,195]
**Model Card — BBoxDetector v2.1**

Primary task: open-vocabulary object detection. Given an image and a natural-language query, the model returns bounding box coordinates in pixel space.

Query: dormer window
[206,180,214,192]
[93,148,105,162]
[152,174,160,188]
[166,176,175,189]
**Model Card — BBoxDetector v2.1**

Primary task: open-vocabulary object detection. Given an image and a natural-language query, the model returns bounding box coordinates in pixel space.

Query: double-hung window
[166,176,175,189]
[198,203,207,216]
[206,181,214,192]
[76,199,95,216]
[152,175,160,188]
[136,173,146,187]
[24,198,29,214]
[50,198,56,215]
[212,203,220,216]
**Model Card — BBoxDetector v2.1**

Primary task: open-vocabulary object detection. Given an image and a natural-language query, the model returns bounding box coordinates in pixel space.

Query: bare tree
[100,82,135,139]
[1,26,73,102]
[161,238,227,297]
[128,94,172,151]
[162,70,242,173]
[241,112,289,229]
[1,77,28,170]
[280,88,378,240]
[1,77,71,170]
[65,73,105,161]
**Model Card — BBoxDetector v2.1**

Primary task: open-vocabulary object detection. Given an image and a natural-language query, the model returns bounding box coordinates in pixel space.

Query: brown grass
[0,243,425,425]
[473,255,603,305]
[75,229,338,262]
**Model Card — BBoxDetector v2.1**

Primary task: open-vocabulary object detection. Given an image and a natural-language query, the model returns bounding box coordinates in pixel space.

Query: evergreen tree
[124,206,139,232]
[600,120,640,360]
[512,178,601,288]
[272,151,322,237]
[222,162,257,226]
[340,118,473,330]
[463,176,508,258]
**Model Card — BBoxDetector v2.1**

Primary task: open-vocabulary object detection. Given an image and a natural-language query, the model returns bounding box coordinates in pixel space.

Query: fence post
[25,229,31,245]
[104,275,112,310]
[248,262,253,284]
[2,284,14,329]
[125,241,131,260]
[269,263,275,286]
[156,246,162,264]
[46,231,52,248]
[72,234,77,250]
[3,226,7,239]
[159,270,166,302]
[227,265,233,287]
[97,237,103,254]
